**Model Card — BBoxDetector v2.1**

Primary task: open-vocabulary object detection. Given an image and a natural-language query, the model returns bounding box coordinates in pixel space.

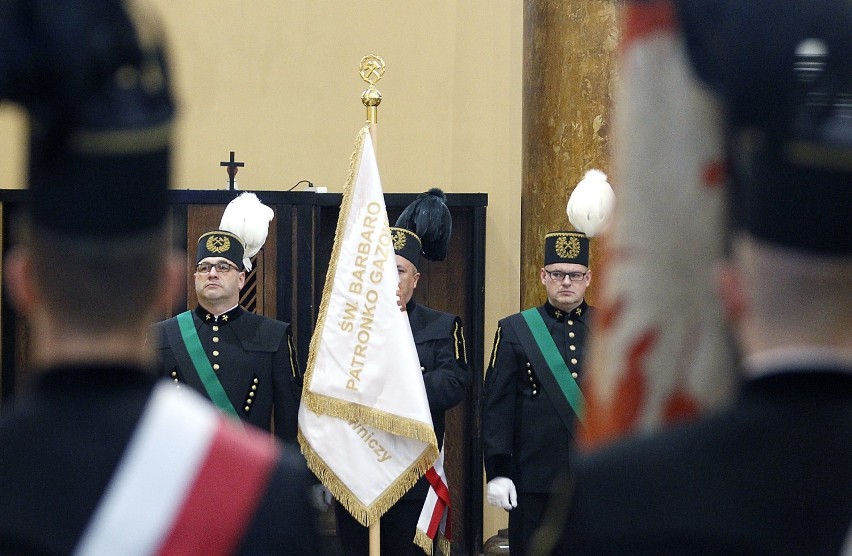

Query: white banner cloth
[298,124,438,526]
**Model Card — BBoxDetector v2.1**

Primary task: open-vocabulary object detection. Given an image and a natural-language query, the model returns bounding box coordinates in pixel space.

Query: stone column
[520,0,619,308]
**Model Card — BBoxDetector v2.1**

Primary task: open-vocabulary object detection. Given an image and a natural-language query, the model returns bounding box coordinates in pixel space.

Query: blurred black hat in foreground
[0,0,175,238]
[678,0,851,255]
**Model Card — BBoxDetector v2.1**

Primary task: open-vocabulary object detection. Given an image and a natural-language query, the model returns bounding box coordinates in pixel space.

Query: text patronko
[338,201,393,392]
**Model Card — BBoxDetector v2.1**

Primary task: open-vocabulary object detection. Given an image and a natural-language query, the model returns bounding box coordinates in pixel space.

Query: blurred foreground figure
[0,2,321,553]
[532,0,851,554]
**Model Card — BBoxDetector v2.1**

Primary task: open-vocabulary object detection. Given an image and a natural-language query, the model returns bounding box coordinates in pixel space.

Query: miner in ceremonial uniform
[153,229,303,441]
[0,2,320,552]
[482,230,595,556]
[335,189,469,555]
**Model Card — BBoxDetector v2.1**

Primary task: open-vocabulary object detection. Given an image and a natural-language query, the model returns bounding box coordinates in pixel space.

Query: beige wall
[0,0,519,540]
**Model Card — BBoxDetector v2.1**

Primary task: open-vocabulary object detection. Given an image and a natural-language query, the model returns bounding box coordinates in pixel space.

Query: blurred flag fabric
[298,124,438,526]
[580,0,736,447]
[414,446,452,555]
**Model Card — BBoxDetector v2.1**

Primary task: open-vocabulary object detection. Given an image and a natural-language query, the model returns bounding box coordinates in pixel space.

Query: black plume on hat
[394,188,452,261]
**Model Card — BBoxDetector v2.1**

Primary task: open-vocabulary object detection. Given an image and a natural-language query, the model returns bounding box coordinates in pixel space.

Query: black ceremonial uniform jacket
[404,300,469,500]
[550,367,852,555]
[0,365,322,555]
[482,299,593,494]
[152,305,302,441]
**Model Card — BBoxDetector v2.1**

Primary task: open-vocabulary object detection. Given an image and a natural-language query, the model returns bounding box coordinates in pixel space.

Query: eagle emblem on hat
[392,228,407,251]
[555,235,581,259]
[206,234,231,254]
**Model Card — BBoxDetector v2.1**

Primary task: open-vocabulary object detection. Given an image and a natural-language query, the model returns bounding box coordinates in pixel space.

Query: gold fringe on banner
[298,428,433,527]
[305,392,438,447]
[302,124,367,390]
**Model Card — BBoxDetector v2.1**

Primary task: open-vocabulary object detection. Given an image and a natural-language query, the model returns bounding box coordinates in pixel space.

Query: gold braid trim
[488,325,502,370]
[70,121,172,154]
[287,332,300,380]
[302,124,369,392]
[298,428,437,527]
[787,140,852,172]
[453,320,467,365]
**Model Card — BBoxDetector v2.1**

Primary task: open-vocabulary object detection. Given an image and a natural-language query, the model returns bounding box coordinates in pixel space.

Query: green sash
[520,308,586,425]
[175,311,240,419]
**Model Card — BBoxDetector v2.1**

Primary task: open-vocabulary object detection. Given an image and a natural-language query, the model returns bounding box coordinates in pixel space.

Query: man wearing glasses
[482,230,594,556]
[152,230,302,441]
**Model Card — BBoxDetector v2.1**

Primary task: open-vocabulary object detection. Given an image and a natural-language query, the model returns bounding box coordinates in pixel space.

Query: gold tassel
[413,529,434,555]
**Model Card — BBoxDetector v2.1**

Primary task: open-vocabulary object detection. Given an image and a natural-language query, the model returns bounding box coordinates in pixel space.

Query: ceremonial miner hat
[544,231,590,267]
[14,1,175,238]
[394,188,453,263]
[390,227,423,266]
[196,230,246,270]
[678,0,851,255]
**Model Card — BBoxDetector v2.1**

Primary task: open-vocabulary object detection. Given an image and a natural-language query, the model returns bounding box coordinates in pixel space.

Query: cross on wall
[220,151,245,190]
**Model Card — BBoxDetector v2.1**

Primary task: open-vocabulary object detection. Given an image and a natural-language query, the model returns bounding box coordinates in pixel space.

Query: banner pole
[369,520,381,556]
[360,52,385,556]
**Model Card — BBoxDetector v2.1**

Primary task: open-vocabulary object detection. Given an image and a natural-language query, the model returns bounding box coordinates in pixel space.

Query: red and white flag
[298,124,438,526]
[581,0,736,447]
[74,383,277,556]
[414,446,452,555]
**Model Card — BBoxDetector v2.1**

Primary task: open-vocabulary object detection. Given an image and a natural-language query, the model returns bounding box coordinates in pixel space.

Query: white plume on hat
[219,192,274,271]
[566,169,615,237]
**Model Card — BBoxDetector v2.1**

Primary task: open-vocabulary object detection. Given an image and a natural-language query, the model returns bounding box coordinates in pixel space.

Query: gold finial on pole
[359,54,385,124]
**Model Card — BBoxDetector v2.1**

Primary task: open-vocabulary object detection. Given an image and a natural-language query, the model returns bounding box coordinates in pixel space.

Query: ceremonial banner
[414,446,452,555]
[581,0,736,447]
[298,124,438,526]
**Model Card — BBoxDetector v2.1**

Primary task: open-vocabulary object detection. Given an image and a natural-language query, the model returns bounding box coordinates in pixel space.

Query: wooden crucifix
[220,151,245,190]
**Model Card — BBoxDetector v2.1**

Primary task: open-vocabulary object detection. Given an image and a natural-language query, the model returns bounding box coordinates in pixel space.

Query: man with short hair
[1,219,322,555]
[0,3,320,551]
[153,229,302,441]
[482,231,594,556]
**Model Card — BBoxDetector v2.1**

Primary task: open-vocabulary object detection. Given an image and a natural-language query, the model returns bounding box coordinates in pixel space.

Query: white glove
[486,477,517,511]
[310,483,333,512]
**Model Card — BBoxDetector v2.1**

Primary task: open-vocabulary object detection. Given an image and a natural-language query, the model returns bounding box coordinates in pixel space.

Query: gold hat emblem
[555,235,581,259]
[206,234,231,254]
[392,229,407,251]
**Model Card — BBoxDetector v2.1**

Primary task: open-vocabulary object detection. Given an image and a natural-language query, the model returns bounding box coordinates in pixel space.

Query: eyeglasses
[196,261,238,274]
[544,269,587,282]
